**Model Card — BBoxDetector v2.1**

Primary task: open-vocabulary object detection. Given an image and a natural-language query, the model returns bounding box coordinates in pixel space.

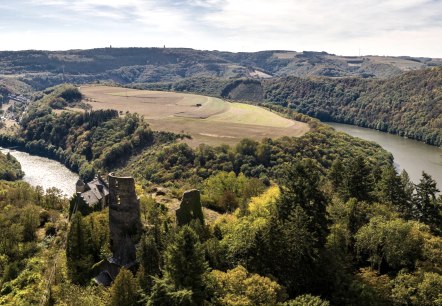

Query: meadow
[80,85,309,146]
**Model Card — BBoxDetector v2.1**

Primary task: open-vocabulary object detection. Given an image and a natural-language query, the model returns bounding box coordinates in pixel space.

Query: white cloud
[1,0,442,56]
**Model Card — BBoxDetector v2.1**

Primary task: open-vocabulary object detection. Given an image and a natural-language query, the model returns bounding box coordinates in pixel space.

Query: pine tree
[138,233,161,291]
[399,170,415,219]
[343,155,373,202]
[273,206,317,295]
[414,172,441,233]
[164,226,208,303]
[110,268,139,306]
[277,158,329,248]
[149,226,208,305]
[376,165,408,213]
[328,158,345,191]
[66,212,93,284]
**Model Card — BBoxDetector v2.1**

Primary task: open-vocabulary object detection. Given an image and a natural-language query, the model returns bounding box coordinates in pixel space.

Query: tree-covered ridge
[122,118,392,195]
[262,67,442,146]
[32,83,83,109]
[0,85,182,181]
[0,151,24,181]
[66,156,441,305]
[0,145,441,304]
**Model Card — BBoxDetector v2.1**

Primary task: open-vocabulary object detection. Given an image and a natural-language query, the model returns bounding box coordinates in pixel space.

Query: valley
[0,48,441,306]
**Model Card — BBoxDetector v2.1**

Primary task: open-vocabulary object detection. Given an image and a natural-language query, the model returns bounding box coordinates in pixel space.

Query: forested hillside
[262,68,442,146]
[141,67,442,146]
[0,85,180,181]
[1,153,441,304]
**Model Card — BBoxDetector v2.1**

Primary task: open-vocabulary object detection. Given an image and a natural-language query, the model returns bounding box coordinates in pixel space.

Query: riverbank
[0,147,79,197]
[328,122,442,188]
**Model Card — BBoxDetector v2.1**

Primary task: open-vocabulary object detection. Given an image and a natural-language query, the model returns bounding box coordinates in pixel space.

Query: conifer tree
[138,233,161,291]
[110,268,139,306]
[414,172,441,233]
[164,225,208,303]
[149,225,208,305]
[343,155,373,202]
[277,158,329,248]
[66,212,93,284]
[377,165,407,212]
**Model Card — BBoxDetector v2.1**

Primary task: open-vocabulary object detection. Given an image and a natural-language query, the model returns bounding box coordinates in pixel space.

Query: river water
[327,123,442,188]
[0,148,79,197]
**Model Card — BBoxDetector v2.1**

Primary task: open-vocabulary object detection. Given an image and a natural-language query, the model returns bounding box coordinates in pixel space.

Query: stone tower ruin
[176,189,204,226]
[108,173,141,266]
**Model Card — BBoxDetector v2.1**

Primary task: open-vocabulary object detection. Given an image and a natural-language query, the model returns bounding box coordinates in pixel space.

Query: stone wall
[108,173,141,266]
[176,189,204,226]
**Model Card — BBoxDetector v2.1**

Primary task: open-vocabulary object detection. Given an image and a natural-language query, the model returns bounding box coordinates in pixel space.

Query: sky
[0,0,441,57]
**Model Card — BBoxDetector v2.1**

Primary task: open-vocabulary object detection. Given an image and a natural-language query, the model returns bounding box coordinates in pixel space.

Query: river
[0,148,79,197]
[327,123,442,188]
[1,123,441,195]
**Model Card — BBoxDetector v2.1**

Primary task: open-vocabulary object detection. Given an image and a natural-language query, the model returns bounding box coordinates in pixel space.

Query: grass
[209,103,294,127]
[80,85,310,147]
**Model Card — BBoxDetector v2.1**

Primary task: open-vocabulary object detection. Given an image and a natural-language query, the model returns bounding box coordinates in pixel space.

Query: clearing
[80,85,309,146]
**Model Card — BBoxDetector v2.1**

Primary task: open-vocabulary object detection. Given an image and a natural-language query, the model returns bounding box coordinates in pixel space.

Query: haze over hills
[1,48,442,89]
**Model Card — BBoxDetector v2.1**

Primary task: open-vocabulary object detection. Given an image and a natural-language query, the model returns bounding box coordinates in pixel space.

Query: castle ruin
[176,189,204,226]
[94,173,141,286]
[108,173,141,266]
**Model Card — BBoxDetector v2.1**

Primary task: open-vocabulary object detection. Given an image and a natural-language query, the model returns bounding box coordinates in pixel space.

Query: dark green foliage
[148,277,194,306]
[0,85,172,179]
[376,165,410,217]
[66,213,94,284]
[328,156,375,202]
[35,84,83,109]
[138,233,161,291]
[247,159,330,295]
[261,68,442,146]
[66,210,109,284]
[414,172,441,234]
[149,226,208,305]
[277,158,329,248]
[110,269,139,306]
[0,152,24,181]
[266,207,319,295]
[127,122,392,190]
[164,226,208,300]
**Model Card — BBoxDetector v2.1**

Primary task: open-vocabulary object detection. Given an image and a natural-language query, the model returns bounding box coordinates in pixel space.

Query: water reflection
[0,148,79,197]
[327,123,442,188]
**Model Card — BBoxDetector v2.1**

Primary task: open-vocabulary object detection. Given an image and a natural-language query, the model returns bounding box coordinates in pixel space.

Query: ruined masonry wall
[108,173,141,266]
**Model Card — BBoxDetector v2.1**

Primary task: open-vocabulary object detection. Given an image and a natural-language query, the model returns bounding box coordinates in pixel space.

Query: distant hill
[1,48,442,89]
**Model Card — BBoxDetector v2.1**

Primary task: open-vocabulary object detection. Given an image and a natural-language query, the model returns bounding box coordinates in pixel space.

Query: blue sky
[1,0,441,57]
